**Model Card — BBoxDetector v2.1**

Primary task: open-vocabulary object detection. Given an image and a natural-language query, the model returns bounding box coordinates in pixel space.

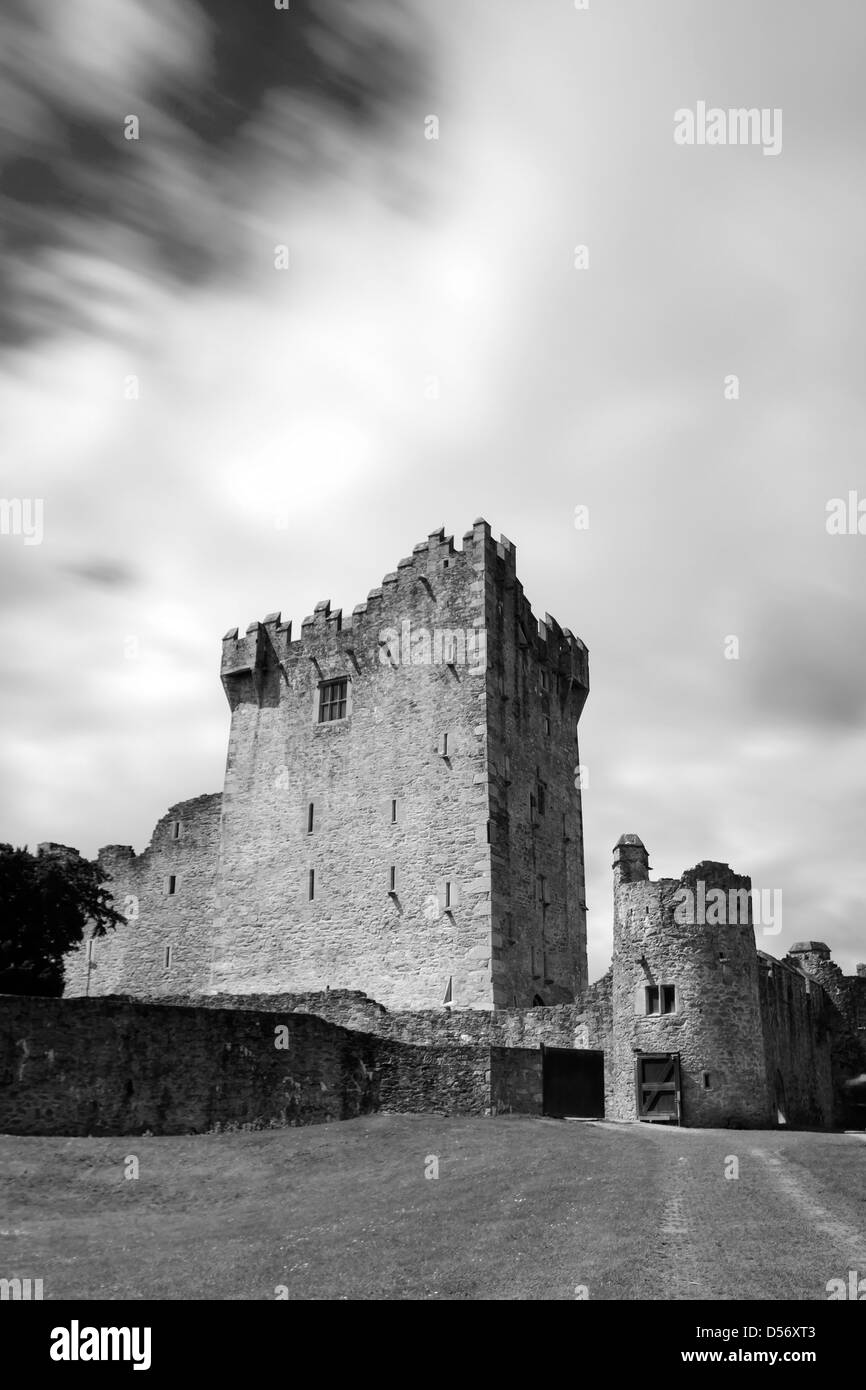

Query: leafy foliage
[0,845,123,996]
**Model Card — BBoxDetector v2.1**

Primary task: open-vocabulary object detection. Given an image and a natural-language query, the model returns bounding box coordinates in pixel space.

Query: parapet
[220,518,589,708]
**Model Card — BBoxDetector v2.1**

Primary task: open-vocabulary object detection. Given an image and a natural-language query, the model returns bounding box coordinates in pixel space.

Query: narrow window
[318,677,348,723]
[537,783,546,816]
[87,938,94,962]
[702,1071,711,1090]
[543,715,551,737]
[167,875,176,896]
[171,821,181,840]
[307,802,314,834]
[540,668,549,691]
[444,881,452,909]
[440,731,449,757]
[390,798,397,823]
[308,869,315,901]
[389,865,397,893]
[443,977,453,1009]
[646,985,660,1015]
[531,946,540,978]
[164,946,172,969]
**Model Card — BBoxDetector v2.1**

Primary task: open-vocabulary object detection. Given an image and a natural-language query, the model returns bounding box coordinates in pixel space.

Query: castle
[45,519,866,1131]
[64,518,590,1011]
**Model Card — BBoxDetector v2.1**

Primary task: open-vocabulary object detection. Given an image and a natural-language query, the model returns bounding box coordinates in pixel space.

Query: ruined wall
[610,838,771,1127]
[0,995,378,1135]
[484,533,590,1007]
[147,988,604,1050]
[785,946,866,1126]
[757,956,834,1128]
[0,996,505,1136]
[63,794,222,998]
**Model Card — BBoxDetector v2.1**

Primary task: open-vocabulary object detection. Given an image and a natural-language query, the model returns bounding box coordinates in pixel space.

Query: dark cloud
[64,559,138,589]
[0,0,427,344]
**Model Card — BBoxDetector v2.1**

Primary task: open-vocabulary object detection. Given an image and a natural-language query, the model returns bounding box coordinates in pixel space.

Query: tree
[0,844,123,996]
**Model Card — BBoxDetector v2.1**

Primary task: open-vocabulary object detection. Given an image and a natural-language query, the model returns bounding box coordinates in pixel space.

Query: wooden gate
[635,1053,682,1124]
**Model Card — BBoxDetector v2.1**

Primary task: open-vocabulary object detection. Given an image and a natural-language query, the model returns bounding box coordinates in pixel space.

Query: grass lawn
[2,1114,863,1299]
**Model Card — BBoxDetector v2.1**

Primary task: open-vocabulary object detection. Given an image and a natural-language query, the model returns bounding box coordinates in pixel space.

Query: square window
[646,984,676,1015]
[318,677,348,723]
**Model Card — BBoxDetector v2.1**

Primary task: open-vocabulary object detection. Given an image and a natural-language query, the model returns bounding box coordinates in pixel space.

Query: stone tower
[67,520,590,1011]
[212,518,589,1009]
[609,836,771,1125]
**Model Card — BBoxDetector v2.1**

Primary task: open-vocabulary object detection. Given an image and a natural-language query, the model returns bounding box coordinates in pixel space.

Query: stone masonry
[65,519,589,1012]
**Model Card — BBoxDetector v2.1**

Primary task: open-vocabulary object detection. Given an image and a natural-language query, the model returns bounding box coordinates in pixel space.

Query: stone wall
[376,1042,492,1116]
[213,521,493,1011]
[482,532,590,1006]
[0,995,377,1135]
[490,1047,543,1114]
[146,988,603,1050]
[785,945,866,1127]
[0,996,505,1136]
[63,793,222,998]
[757,955,834,1127]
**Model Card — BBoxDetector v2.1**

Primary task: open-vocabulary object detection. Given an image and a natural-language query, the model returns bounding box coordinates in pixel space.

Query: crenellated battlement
[220,518,589,710]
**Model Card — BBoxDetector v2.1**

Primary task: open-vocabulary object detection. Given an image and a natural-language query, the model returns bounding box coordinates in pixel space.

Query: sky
[1,0,865,981]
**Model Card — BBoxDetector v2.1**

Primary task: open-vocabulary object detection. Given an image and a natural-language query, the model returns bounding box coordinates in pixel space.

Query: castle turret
[612,833,649,884]
[610,838,770,1126]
